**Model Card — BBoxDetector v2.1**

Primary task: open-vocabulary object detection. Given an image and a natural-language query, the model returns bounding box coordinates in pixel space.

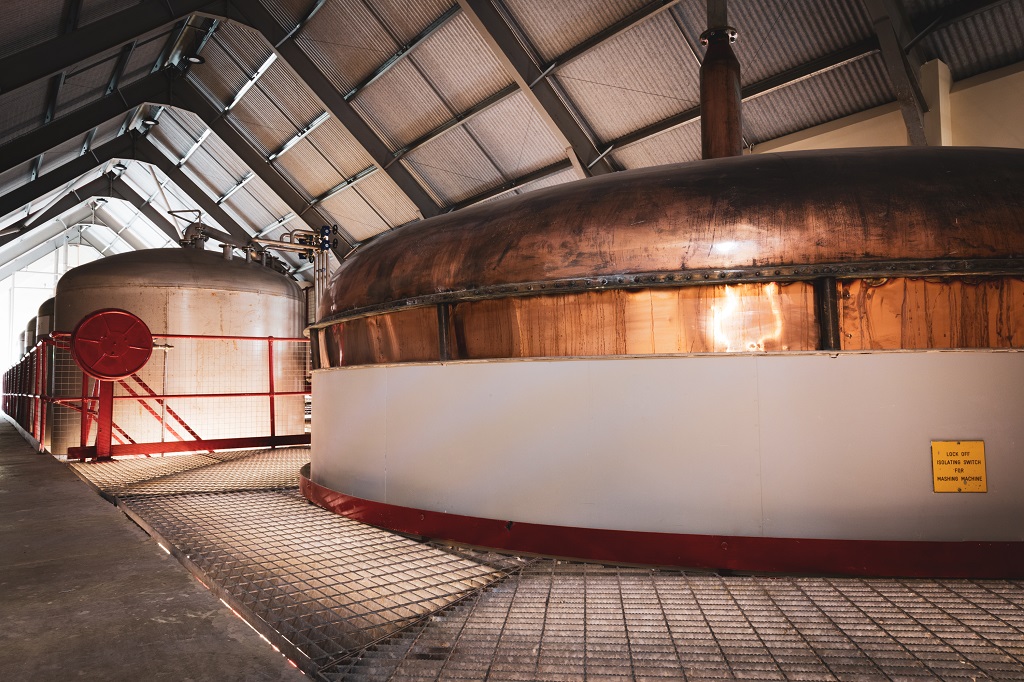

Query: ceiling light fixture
[142,117,159,126]
[186,55,205,64]
[113,162,128,172]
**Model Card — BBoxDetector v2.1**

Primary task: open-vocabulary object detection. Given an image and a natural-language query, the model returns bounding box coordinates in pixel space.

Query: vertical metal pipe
[268,337,277,445]
[814,277,842,351]
[700,1,742,159]
[96,380,114,459]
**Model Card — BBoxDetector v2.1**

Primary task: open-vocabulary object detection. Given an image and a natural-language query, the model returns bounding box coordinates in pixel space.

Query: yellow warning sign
[932,441,986,493]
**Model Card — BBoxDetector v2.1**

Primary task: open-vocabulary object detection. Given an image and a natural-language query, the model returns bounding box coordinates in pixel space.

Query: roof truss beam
[0,134,137,242]
[446,158,572,212]
[343,5,461,101]
[456,0,613,176]
[226,0,441,220]
[0,71,172,177]
[863,0,928,145]
[607,38,881,152]
[135,136,257,249]
[0,0,213,95]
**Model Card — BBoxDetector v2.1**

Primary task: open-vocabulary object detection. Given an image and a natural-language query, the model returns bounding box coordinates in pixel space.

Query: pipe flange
[700,27,738,45]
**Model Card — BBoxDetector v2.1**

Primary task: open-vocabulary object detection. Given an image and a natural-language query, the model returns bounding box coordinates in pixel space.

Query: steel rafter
[135,137,258,248]
[607,38,881,152]
[0,134,137,242]
[342,5,461,102]
[166,80,355,254]
[226,0,442,220]
[0,71,172,177]
[445,158,572,212]
[0,0,213,95]
[864,0,928,145]
[456,0,613,176]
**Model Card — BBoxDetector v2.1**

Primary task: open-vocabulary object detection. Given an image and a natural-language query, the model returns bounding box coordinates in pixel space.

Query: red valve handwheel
[71,308,154,380]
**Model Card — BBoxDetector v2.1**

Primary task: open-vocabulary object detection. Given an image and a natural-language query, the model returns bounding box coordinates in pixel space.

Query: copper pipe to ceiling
[700,0,742,159]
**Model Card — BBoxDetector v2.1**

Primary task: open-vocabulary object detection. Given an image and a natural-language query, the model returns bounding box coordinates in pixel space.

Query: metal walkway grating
[66,449,1024,681]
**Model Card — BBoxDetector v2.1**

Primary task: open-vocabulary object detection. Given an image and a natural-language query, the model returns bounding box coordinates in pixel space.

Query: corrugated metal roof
[241,173,292,222]
[217,21,275,75]
[273,138,346,198]
[39,136,85,178]
[610,117,701,169]
[120,30,172,88]
[672,0,873,87]
[295,0,398,94]
[256,58,324,130]
[229,86,296,156]
[918,2,1024,81]
[320,187,392,242]
[258,0,311,29]
[0,0,61,60]
[514,166,579,194]
[222,185,279,235]
[305,116,375,179]
[352,58,454,149]
[56,55,118,118]
[92,115,128,149]
[364,0,453,45]
[187,39,249,109]
[148,108,206,160]
[0,160,32,199]
[180,145,239,203]
[463,90,564,177]
[351,169,423,227]
[554,10,701,143]
[402,126,504,204]
[409,12,512,113]
[201,132,254,185]
[502,0,650,63]
[0,79,49,146]
[743,51,894,145]
[80,0,142,27]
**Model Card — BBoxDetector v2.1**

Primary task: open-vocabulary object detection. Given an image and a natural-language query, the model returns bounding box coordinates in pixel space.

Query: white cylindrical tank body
[48,248,306,455]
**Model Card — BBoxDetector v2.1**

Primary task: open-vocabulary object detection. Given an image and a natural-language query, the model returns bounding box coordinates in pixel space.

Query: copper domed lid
[319,146,1024,324]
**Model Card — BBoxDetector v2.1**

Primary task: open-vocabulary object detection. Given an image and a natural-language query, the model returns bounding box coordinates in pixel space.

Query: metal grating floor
[68,449,1024,681]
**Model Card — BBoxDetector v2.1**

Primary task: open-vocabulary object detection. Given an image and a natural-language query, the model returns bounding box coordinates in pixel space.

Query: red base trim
[68,434,311,459]
[300,468,1023,579]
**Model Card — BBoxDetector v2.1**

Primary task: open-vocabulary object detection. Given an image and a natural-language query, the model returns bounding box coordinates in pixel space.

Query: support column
[921,59,952,146]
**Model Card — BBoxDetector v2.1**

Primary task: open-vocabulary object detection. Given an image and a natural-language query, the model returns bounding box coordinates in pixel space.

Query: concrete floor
[0,419,306,682]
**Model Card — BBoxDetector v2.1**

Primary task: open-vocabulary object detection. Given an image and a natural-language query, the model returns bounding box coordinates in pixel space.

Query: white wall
[312,351,1024,543]
[751,60,1024,153]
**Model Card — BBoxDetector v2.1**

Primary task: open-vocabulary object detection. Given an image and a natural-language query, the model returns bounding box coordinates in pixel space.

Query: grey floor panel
[65,448,1024,681]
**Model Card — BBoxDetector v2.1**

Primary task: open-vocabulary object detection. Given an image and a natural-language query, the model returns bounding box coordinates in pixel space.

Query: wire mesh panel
[38,334,310,458]
[58,449,1024,681]
[119,488,504,670]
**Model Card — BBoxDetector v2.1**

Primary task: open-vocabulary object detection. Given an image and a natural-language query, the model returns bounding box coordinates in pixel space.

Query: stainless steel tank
[35,297,54,343]
[48,248,306,456]
[24,317,37,353]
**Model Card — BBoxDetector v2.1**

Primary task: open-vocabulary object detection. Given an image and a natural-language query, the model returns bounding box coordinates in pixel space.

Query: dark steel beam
[0,72,172,177]
[108,177,182,242]
[135,136,255,247]
[457,0,613,176]
[388,83,520,166]
[445,158,572,212]
[904,0,1013,52]
[0,0,213,95]
[545,0,682,76]
[166,80,346,239]
[43,73,67,125]
[343,5,460,101]
[106,41,137,96]
[0,134,136,234]
[227,0,442,219]
[609,38,880,151]
[20,176,112,230]
[62,0,84,33]
[864,0,927,146]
